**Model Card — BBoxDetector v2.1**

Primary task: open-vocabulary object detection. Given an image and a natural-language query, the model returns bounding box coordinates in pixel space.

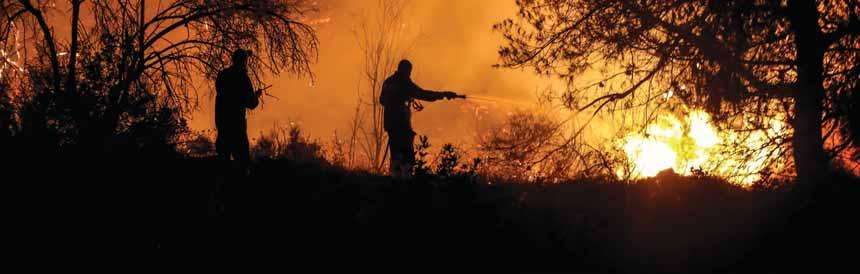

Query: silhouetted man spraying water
[215,49,263,169]
[380,59,465,178]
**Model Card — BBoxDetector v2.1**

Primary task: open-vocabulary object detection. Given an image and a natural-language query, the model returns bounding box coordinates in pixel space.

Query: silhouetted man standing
[380,59,463,178]
[215,49,262,168]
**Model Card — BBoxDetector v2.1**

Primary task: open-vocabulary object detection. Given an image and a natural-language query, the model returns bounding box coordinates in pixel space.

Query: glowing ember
[619,109,787,186]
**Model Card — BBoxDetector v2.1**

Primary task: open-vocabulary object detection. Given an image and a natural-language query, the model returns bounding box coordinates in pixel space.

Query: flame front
[619,109,787,186]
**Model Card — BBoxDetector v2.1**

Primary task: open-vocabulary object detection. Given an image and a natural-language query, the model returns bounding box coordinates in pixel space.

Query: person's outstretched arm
[407,81,456,102]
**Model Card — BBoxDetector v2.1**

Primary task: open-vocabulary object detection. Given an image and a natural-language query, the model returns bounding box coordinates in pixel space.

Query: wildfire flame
[619,109,788,186]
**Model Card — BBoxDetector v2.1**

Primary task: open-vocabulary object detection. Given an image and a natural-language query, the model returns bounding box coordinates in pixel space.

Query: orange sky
[188,0,560,146]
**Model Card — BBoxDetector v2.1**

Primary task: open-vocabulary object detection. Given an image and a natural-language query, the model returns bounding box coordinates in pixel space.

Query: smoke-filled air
[2,0,859,272]
[190,0,559,148]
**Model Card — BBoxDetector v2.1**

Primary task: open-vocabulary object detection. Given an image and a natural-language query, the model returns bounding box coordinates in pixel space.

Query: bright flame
[623,137,677,177]
[619,109,787,186]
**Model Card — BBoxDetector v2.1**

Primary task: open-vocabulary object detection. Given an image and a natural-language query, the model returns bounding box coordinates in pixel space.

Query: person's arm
[241,73,260,110]
[407,81,455,102]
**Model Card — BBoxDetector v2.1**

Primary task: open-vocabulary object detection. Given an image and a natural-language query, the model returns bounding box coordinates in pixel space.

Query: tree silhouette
[496,0,860,184]
[1,0,318,149]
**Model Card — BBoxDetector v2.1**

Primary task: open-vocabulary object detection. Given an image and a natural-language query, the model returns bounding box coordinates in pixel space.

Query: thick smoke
[188,0,558,147]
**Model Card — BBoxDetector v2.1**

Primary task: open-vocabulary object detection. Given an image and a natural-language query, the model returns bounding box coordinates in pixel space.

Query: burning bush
[617,109,792,186]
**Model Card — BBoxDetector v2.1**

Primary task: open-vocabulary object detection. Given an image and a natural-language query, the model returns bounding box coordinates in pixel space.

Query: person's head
[232,49,250,68]
[396,59,412,78]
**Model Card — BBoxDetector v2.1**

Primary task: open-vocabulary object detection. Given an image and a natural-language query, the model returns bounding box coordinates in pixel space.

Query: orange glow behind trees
[497,0,860,185]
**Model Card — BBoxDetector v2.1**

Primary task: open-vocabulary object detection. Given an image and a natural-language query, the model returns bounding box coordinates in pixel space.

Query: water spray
[462,94,534,108]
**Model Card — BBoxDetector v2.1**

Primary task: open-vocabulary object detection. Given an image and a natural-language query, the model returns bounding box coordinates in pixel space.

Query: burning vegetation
[618,109,790,185]
[496,0,860,186]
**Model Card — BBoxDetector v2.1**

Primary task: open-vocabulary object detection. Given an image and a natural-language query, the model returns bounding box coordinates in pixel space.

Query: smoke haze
[188,0,560,147]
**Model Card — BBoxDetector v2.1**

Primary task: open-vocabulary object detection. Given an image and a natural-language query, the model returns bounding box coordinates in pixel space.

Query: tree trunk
[65,0,82,97]
[792,66,827,186]
[789,0,829,187]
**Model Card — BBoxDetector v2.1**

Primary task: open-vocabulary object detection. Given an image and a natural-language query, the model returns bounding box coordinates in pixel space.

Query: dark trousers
[387,130,415,177]
[216,125,250,165]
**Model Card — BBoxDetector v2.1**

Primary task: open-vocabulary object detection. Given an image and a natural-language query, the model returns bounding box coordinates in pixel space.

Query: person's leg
[213,127,231,215]
[236,131,251,173]
[401,132,416,178]
[215,129,229,160]
[389,131,411,178]
[388,135,400,177]
[390,130,417,179]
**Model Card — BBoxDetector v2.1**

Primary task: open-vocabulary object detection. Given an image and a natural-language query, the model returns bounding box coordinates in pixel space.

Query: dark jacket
[215,65,258,132]
[379,74,447,133]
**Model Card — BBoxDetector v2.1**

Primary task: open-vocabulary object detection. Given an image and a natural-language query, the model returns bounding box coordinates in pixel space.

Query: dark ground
[7,151,860,273]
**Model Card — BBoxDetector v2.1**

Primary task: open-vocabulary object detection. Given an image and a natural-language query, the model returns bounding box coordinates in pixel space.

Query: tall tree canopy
[0,0,318,149]
[497,0,860,184]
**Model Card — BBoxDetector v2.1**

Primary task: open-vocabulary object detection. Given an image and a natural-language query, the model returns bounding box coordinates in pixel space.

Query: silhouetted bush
[251,123,325,164]
[179,130,218,158]
[0,80,13,142]
[412,134,433,176]
[435,143,461,177]
[3,44,192,158]
[479,110,619,183]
